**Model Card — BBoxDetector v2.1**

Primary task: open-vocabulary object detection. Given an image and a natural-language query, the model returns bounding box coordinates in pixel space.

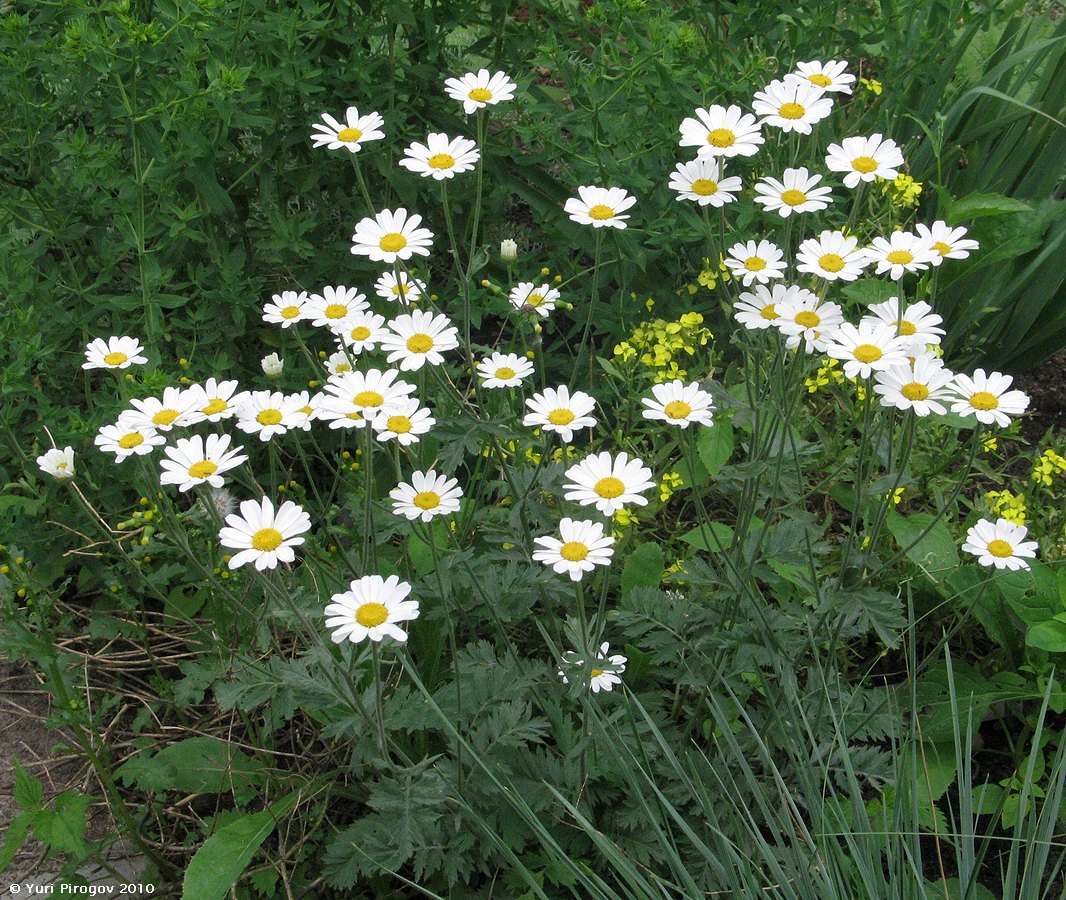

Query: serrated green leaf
[32,791,89,856]
[13,759,42,809]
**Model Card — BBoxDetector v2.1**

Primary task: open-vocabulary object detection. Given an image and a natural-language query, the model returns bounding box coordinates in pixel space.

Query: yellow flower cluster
[613,312,712,383]
[985,489,1027,525]
[882,174,923,209]
[860,77,883,96]
[613,507,638,528]
[805,358,846,393]
[659,471,684,502]
[682,256,730,296]
[1032,449,1066,487]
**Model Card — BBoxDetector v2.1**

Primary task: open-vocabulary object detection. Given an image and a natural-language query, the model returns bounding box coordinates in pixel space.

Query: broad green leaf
[1025,620,1066,653]
[885,512,959,582]
[946,191,1033,224]
[696,418,733,477]
[621,542,664,598]
[679,522,734,552]
[117,736,264,801]
[32,791,89,856]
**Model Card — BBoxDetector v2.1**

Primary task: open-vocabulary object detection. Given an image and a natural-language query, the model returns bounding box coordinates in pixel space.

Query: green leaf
[696,418,733,477]
[841,279,899,307]
[621,542,664,598]
[679,521,734,553]
[0,812,30,874]
[885,512,959,583]
[12,759,42,809]
[1025,620,1066,653]
[32,791,89,856]
[946,191,1033,224]
[117,737,264,802]
[182,794,298,900]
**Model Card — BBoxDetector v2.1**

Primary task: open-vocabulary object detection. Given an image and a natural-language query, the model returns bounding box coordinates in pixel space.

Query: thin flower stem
[350,153,375,212]
[573,229,604,392]
[370,642,390,761]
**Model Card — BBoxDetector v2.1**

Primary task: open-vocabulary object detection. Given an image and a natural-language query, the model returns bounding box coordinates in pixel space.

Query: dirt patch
[1015,347,1066,443]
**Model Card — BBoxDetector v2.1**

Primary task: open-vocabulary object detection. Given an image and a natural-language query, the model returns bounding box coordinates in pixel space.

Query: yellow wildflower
[882,174,922,209]
[1032,449,1066,487]
[659,471,684,502]
[985,489,1027,525]
[860,77,883,96]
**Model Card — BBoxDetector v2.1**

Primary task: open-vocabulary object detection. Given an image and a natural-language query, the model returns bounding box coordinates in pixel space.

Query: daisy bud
[261,352,284,378]
[36,446,76,481]
[500,239,518,262]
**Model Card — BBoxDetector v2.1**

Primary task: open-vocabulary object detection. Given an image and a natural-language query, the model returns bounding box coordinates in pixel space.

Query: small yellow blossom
[889,487,905,505]
[882,173,923,209]
[613,507,638,528]
[985,489,1027,525]
[982,436,998,453]
[1032,449,1066,487]
[805,358,845,393]
[860,77,883,96]
[659,471,684,502]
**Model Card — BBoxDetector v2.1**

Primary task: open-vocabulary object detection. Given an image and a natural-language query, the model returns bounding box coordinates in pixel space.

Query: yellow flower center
[333,363,352,374]
[379,233,408,253]
[324,303,348,319]
[590,668,604,677]
[251,527,283,551]
[853,344,883,364]
[280,305,301,319]
[548,409,576,426]
[346,412,363,421]
[969,391,999,411]
[103,351,129,366]
[257,409,283,426]
[781,189,807,206]
[886,250,914,265]
[664,400,692,420]
[526,293,544,307]
[691,178,718,196]
[744,255,767,272]
[188,460,218,479]
[468,87,493,102]
[808,74,833,87]
[387,415,412,433]
[354,390,384,408]
[594,476,626,499]
[898,320,917,335]
[901,382,929,401]
[778,101,806,119]
[707,128,735,148]
[350,326,371,341]
[337,126,362,142]
[300,406,312,415]
[494,366,516,380]
[761,304,779,321]
[818,253,845,272]
[152,409,180,426]
[406,333,434,354]
[932,241,951,257]
[851,156,879,173]
[428,152,456,170]
[202,398,228,416]
[794,310,820,328]
[413,491,440,510]
[355,601,389,627]
[987,539,1014,558]
[587,204,615,221]
[118,433,144,449]
[560,541,589,562]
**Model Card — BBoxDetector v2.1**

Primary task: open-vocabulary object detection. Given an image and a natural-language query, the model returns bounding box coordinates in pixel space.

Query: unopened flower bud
[500,239,518,262]
[261,352,284,378]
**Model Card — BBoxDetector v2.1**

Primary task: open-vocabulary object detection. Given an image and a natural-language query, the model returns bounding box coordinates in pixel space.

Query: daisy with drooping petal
[523,386,597,443]
[122,386,198,432]
[866,231,938,279]
[399,132,480,180]
[915,221,980,265]
[733,283,792,331]
[351,208,434,264]
[754,167,833,217]
[324,350,357,378]
[318,368,417,430]
[379,310,460,371]
[310,107,385,153]
[304,285,368,328]
[824,322,911,379]
[678,104,764,158]
[183,379,249,424]
[533,518,615,582]
[559,642,627,693]
[477,352,535,388]
[873,353,956,416]
[788,59,855,94]
[795,230,870,281]
[563,452,656,516]
[233,391,308,441]
[667,158,743,207]
[825,135,904,188]
[962,518,1038,571]
[289,390,322,432]
[94,421,166,462]
[218,496,311,571]
[324,575,420,644]
[262,290,309,328]
[371,398,435,446]
[862,297,945,352]
[950,369,1031,427]
[332,311,389,354]
[159,433,247,492]
[390,470,463,522]
[374,270,427,304]
[36,446,75,481]
[724,239,787,286]
[774,290,844,354]
[83,336,148,370]
[753,79,834,134]
[564,186,636,229]
[509,282,560,317]
[641,379,716,428]
[444,69,517,114]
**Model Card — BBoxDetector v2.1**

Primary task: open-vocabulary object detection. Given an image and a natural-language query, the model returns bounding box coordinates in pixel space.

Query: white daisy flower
[825,134,904,188]
[523,386,597,443]
[371,398,435,446]
[159,433,247,492]
[962,518,1038,571]
[733,283,793,331]
[304,285,368,328]
[532,517,615,582]
[915,221,980,265]
[752,79,834,134]
[390,470,463,522]
[823,322,911,379]
[379,309,460,371]
[121,386,198,432]
[262,290,309,328]
[678,104,764,158]
[319,368,416,428]
[289,390,322,432]
[866,231,938,280]
[724,239,787,286]
[950,369,1030,428]
[332,311,389,354]
[641,379,715,428]
[398,132,480,180]
[82,336,148,370]
[787,59,855,94]
[310,107,385,153]
[218,496,311,571]
[233,390,308,441]
[508,282,560,317]
[563,451,656,516]
[774,290,844,354]
[94,421,166,462]
[36,446,75,481]
[183,379,248,424]
[444,69,517,114]
[324,350,357,377]
[351,208,434,264]
[374,271,427,305]
[667,158,743,207]
[477,352,535,388]
[873,353,956,417]
[324,575,420,644]
[559,641,627,693]
[753,167,833,217]
[861,297,945,352]
[564,186,636,229]
[795,230,869,281]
